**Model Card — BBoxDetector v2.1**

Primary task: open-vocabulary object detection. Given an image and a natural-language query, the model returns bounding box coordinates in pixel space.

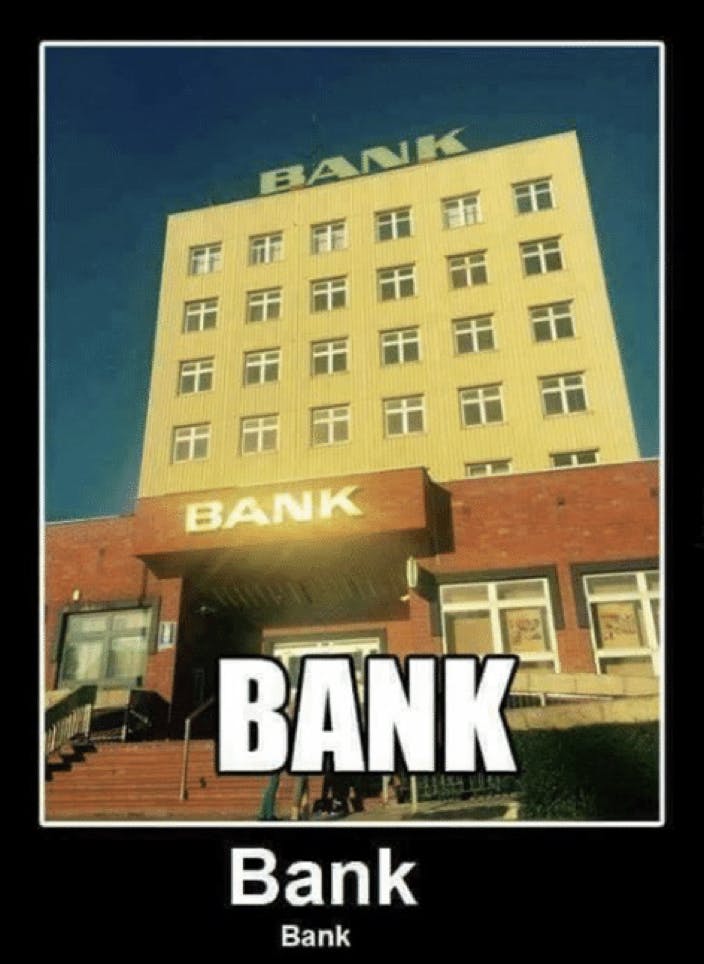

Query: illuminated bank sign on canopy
[259,128,468,195]
[186,486,364,532]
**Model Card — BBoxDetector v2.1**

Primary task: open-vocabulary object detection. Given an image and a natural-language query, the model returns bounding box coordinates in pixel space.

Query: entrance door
[271,636,381,697]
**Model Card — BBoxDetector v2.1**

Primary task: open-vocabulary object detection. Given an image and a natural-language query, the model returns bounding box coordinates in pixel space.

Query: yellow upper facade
[138,130,639,499]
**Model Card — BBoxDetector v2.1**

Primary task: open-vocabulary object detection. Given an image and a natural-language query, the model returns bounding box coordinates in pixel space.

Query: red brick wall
[44,515,182,700]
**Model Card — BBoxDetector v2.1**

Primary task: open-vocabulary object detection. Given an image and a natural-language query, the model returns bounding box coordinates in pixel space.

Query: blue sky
[44,43,660,521]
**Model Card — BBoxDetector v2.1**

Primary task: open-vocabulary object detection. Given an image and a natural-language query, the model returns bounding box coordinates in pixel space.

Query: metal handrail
[45,685,97,757]
[179,695,215,801]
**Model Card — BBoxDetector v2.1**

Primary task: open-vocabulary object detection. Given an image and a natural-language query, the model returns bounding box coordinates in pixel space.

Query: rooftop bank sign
[259,128,468,195]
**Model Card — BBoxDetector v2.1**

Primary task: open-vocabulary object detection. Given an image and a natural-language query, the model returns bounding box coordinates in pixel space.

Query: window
[584,570,660,676]
[58,608,153,688]
[521,237,563,275]
[465,460,511,478]
[441,578,558,668]
[272,635,381,694]
[189,243,221,275]
[375,207,413,241]
[172,424,210,462]
[442,193,481,228]
[454,316,495,353]
[459,384,504,426]
[448,251,488,288]
[311,277,348,312]
[551,450,599,468]
[514,179,554,213]
[531,301,574,341]
[381,327,420,365]
[384,395,425,436]
[378,265,416,301]
[311,338,348,375]
[247,288,282,322]
[244,349,280,385]
[183,299,218,333]
[311,405,350,446]
[178,358,214,394]
[249,232,283,265]
[540,373,587,415]
[312,221,346,254]
[241,414,278,454]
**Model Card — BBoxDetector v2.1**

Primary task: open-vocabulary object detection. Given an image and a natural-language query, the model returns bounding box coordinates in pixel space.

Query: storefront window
[441,578,558,669]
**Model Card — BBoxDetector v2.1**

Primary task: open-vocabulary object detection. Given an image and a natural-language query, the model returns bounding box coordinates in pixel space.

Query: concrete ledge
[512,670,659,698]
[506,694,660,731]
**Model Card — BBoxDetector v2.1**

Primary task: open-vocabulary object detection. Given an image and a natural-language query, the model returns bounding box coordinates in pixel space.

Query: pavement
[339,794,521,822]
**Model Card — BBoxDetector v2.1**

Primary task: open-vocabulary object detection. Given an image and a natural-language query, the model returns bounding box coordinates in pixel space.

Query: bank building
[44,129,660,821]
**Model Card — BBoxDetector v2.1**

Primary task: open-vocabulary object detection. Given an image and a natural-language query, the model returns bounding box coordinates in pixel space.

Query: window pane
[60,641,103,681]
[646,572,660,593]
[446,612,493,655]
[484,399,503,422]
[112,610,150,632]
[543,393,563,415]
[407,409,424,432]
[593,601,645,650]
[442,584,488,605]
[476,329,494,350]
[586,574,638,595]
[534,320,552,341]
[501,607,549,654]
[566,388,586,411]
[387,412,403,435]
[106,636,147,679]
[496,580,545,600]
[67,614,108,637]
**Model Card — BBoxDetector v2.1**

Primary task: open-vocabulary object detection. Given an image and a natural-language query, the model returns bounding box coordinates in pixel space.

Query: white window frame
[384,395,425,437]
[172,424,210,463]
[465,460,512,478]
[178,358,214,395]
[513,179,554,214]
[442,193,481,228]
[311,338,348,375]
[244,349,281,386]
[453,315,495,354]
[249,232,283,265]
[540,373,588,416]
[311,221,347,254]
[183,299,218,333]
[240,414,279,454]
[440,578,560,668]
[583,570,660,676]
[247,288,282,322]
[380,327,421,365]
[550,450,599,469]
[375,207,413,241]
[448,251,488,289]
[531,301,575,341]
[459,384,504,427]
[311,277,348,312]
[272,636,382,695]
[311,405,350,446]
[377,264,416,301]
[188,243,221,275]
[521,237,564,275]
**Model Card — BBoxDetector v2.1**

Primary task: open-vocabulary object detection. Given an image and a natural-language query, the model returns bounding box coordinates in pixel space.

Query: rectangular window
[384,395,425,436]
[375,207,413,241]
[381,327,420,365]
[459,384,504,426]
[311,405,350,446]
[540,373,587,415]
[58,607,152,687]
[312,221,347,254]
[272,636,382,694]
[311,277,348,312]
[454,315,495,354]
[465,460,512,478]
[249,232,283,265]
[183,298,218,333]
[448,251,488,288]
[172,423,210,462]
[442,193,481,228]
[584,570,660,676]
[241,414,279,454]
[247,288,282,322]
[244,349,280,385]
[521,237,563,275]
[378,264,416,301]
[514,179,554,213]
[189,243,221,275]
[441,578,558,668]
[531,301,574,341]
[551,450,599,468]
[311,338,348,375]
[178,357,214,394]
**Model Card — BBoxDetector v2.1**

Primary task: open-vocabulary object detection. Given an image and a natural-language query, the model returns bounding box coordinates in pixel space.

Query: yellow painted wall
[138,130,639,498]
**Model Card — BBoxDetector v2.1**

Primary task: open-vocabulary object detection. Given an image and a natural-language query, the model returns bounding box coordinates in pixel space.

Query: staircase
[45,740,323,821]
